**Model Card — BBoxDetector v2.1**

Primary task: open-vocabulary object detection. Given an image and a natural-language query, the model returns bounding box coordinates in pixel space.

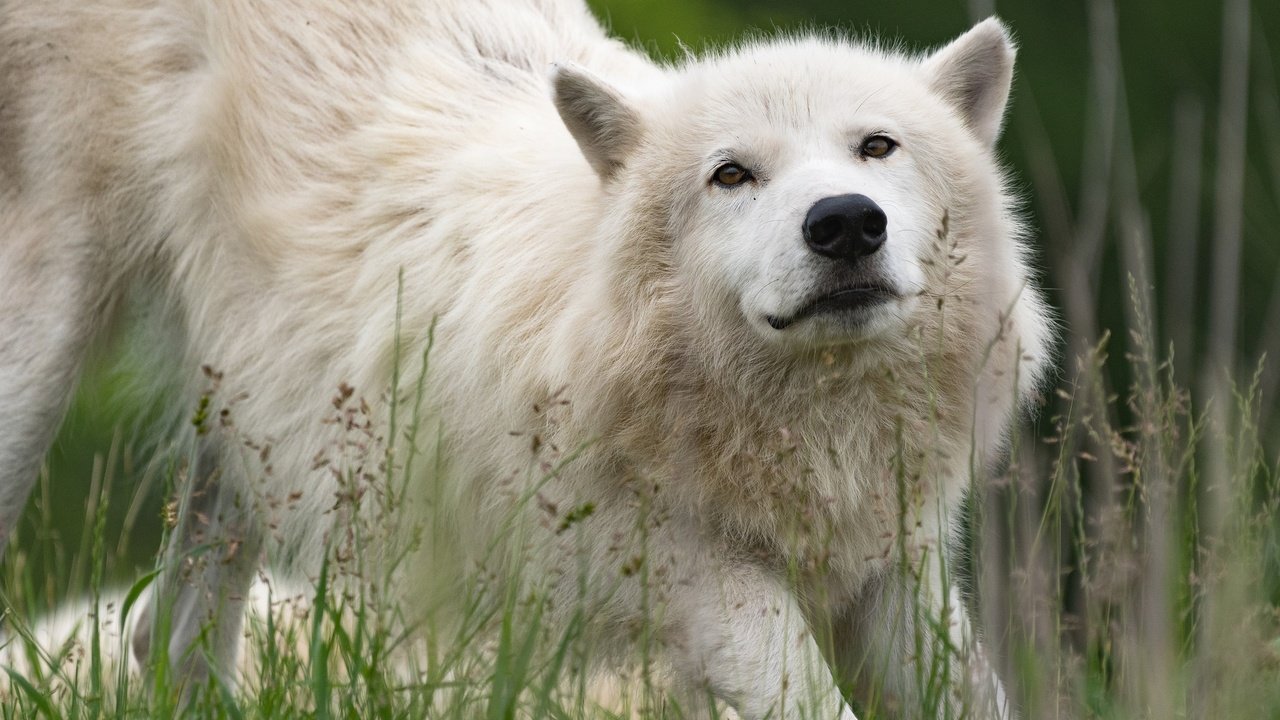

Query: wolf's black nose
[803,194,887,262]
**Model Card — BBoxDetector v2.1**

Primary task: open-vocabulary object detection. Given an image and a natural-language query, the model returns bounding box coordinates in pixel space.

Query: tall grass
[2,2,1279,718]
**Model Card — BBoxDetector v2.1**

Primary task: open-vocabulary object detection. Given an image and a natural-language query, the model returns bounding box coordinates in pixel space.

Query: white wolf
[0,1,1051,717]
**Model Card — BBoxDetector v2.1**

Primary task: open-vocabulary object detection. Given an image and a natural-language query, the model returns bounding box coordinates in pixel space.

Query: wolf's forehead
[677,42,922,131]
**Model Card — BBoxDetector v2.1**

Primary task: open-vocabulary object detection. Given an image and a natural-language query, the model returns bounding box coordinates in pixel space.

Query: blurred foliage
[15,364,165,602]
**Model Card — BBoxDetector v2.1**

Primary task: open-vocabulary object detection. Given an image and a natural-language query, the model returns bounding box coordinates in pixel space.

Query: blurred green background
[15,0,1280,600]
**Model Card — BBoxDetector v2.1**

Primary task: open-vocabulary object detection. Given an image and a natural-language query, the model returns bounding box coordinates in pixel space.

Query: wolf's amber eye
[712,163,752,187]
[860,135,897,159]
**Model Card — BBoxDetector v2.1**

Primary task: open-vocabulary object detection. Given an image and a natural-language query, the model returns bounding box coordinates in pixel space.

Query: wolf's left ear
[552,64,642,181]
[922,17,1016,147]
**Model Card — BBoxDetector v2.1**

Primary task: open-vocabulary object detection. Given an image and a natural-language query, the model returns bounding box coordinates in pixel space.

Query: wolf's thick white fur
[0,576,312,699]
[0,1,1051,717]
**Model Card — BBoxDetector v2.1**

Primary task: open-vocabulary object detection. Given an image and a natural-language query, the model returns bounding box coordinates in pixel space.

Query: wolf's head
[553,18,1046,380]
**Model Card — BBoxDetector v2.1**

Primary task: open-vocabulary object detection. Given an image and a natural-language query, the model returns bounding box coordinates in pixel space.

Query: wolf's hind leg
[0,201,117,556]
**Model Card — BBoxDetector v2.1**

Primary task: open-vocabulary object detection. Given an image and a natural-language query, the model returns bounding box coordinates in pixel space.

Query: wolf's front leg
[597,515,856,720]
[659,559,857,720]
[132,442,263,697]
[834,530,1010,719]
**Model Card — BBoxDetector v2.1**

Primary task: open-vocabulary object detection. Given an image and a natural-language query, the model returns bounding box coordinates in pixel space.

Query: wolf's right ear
[552,64,642,181]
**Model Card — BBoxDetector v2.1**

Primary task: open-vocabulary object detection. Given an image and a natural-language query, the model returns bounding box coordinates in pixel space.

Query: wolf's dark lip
[766,285,899,330]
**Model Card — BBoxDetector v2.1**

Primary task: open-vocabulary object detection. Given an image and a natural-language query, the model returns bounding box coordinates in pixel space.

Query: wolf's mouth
[766,284,899,330]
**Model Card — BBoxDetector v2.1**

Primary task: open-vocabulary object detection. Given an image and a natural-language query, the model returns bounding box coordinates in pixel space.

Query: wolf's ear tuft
[552,64,642,181]
[922,17,1015,147]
